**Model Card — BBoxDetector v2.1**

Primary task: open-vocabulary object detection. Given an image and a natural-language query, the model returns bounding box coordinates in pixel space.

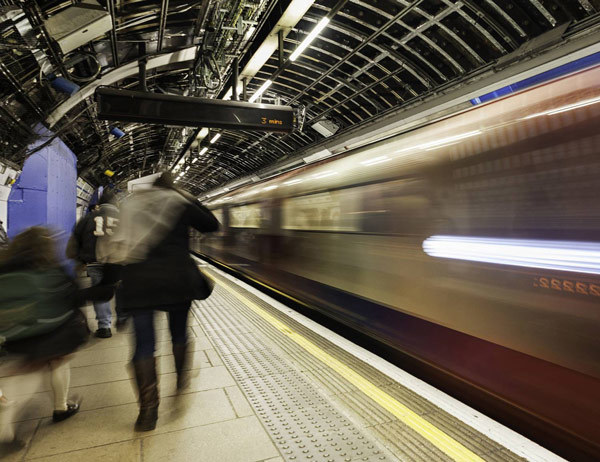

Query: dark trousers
[132,304,190,361]
[115,285,128,322]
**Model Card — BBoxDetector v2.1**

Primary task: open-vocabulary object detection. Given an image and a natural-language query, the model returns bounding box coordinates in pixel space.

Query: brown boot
[132,358,159,431]
[172,343,191,391]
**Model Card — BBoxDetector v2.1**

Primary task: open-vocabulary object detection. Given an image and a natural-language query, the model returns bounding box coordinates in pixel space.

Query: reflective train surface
[194,65,600,458]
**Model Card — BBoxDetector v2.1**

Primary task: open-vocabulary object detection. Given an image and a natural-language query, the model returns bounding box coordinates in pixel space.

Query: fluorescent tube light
[249,79,272,103]
[210,133,221,144]
[290,17,330,61]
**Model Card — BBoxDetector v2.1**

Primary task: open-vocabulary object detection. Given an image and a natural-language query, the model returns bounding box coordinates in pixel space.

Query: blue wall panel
[8,126,77,264]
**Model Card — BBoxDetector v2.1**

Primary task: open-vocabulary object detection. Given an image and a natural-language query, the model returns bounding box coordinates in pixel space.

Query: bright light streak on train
[523,95,600,119]
[283,179,303,185]
[395,130,482,155]
[361,156,390,166]
[422,235,600,275]
[312,170,337,179]
[263,185,278,191]
[239,189,258,198]
[420,130,482,150]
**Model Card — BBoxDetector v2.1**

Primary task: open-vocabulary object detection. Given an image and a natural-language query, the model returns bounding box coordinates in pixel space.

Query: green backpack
[0,269,76,343]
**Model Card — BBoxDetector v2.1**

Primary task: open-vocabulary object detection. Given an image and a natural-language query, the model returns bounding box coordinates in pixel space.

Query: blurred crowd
[0,172,218,454]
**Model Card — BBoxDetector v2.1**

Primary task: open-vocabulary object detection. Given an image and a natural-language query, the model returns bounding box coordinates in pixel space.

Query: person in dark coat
[114,172,218,431]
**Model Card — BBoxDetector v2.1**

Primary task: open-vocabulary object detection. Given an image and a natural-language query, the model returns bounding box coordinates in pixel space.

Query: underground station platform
[0,261,565,462]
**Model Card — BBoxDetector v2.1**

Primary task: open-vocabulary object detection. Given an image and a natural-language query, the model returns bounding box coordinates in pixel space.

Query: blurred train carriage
[193,65,600,458]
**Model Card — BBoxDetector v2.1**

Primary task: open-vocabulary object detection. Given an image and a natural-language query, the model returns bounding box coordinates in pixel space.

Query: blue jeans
[132,305,190,361]
[87,264,112,329]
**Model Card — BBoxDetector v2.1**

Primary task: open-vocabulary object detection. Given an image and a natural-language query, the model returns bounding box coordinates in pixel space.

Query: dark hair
[154,172,175,189]
[1,226,59,271]
[99,190,115,205]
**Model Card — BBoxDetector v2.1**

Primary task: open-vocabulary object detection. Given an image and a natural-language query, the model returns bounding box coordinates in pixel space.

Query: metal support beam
[107,0,120,67]
[157,0,170,52]
[21,1,69,77]
[170,128,200,172]
[242,77,248,101]
[285,0,426,106]
[0,63,45,119]
[138,42,148,91]
[232,57,239,101]
[278,29,284,68]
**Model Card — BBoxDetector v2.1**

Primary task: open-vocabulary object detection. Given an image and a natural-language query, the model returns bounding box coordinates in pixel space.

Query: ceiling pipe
[231,57,239,101]
[138,42,148,92]
[0,62,45,119]
[107,0,119,67]
[170,127,201,173]
[157,0,170,52]
[285,0,424,106]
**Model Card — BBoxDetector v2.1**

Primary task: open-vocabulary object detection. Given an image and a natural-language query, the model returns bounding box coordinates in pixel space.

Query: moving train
[194,64,600,459]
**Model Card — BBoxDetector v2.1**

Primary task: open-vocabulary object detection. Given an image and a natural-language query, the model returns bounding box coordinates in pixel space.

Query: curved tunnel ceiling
[0,0,599,194]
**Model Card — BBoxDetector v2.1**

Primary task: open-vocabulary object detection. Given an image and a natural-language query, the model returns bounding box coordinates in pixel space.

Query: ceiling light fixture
[210,133,221,144]
[249,80,272,103]
[290,17,330,61]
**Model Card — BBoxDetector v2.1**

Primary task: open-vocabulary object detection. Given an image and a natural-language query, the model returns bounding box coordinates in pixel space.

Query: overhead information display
[95,87,295,133]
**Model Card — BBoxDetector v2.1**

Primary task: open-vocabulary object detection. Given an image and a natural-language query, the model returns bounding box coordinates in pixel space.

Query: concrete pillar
[7,126,77,261]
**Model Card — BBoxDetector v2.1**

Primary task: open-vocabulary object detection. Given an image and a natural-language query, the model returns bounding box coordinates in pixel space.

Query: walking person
[0,227,94,454]
[113,172,218,431]
[67,191,119,338]
[0,219,8,250]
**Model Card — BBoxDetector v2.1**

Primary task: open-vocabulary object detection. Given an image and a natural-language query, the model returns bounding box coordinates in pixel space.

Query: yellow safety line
[207,273,486,462]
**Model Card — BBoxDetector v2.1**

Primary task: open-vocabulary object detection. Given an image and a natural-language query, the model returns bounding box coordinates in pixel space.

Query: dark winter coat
[119,197,218,311]
[67,204,120,264]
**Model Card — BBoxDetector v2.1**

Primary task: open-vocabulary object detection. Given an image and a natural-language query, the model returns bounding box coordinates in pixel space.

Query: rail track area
[193,260,563,462]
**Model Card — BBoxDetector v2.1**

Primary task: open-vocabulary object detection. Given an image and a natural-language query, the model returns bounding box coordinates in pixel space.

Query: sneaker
[95,327,112,338]
[52,402,80,423]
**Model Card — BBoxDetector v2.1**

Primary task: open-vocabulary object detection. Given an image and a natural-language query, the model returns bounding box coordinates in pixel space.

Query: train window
[361,179,432,234]
[229,203,262,228]
[282,190,360,232]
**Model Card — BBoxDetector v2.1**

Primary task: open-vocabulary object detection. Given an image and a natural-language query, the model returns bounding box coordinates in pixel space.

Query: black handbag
[190,265,214,301]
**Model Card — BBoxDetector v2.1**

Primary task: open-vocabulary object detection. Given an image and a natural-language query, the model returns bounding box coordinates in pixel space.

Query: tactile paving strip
[194,278,526,462]
[194,288,393,461]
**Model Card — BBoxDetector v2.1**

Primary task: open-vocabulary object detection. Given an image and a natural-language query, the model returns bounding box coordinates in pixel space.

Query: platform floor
[0,261,564,461]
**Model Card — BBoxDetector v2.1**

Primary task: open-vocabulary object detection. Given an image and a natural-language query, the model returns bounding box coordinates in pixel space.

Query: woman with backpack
[0,227,98,452]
